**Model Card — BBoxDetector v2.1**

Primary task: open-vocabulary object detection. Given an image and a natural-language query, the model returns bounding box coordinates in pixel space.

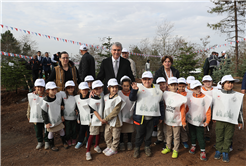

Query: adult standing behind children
[121,48,137,78]
[41,52,52,82]
[36,51,43,78]
[51,52,60,70]
[30,55,40,84]
[78,45,95,82]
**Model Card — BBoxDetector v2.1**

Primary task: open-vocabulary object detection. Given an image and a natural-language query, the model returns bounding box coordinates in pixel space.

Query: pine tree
[212,59,232,83]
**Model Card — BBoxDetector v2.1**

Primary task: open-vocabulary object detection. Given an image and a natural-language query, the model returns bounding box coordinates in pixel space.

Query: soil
[1,84,246,166]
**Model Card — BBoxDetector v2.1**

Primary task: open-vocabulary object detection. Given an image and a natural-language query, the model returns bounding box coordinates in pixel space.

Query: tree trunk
[234,0,238,71]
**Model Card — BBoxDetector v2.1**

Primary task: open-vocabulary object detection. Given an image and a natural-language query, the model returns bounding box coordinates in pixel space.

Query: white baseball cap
[79,45,88,51]
[187,76,195,84]
[85,75,94,82]
[217,81,222,89]
[156,77,166,84]
[221,50,226,53]
[142,71,153,79]
[46,81,57,90]
[190,80,202,89]
[79,82,90,90]
[65,80,75,88]
[107,78,119,87]
[168,77,178,85]
[178,77,186,84]
[92,80,104,89]
[120,75,131,84]
[122,48,128,53]
[34,79,45,87]
[202,75,213,82]
[221,75,238,84]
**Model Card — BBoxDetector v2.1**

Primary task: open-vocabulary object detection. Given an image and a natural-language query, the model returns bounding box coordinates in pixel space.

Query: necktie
[114,60,118,77]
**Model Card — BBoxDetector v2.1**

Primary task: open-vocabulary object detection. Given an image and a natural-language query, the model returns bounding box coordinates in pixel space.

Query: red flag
[15,28,18,31]
[73,41,74,44]
[38,33,41,36]
[57,38,59,41]
[65,39,67,42]
[92,45,93,47]
[79,42,81,45]
[86,44,88,46]
[48,36,50,39]
[244,38,245,41]
[0,24,3,28]
[27,31,30,34]
[237,40,239,43]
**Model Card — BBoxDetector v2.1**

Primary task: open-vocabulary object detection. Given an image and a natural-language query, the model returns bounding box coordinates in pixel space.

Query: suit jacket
[97,56,135,93]
[41,57,51,71]
[153,66,180,83]
[78,52,95,81]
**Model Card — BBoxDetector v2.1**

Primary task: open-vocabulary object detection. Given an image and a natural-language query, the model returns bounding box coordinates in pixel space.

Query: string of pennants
[1,24,246,57]
[1,51,32,59]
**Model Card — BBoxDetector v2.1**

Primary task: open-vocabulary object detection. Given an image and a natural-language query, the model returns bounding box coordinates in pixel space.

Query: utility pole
[234,0,239,71]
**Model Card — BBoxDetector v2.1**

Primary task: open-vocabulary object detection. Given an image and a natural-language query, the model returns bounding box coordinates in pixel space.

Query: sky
[1,0,239,60]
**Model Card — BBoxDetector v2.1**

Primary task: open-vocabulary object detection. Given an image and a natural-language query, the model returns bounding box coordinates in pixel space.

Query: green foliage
[212,59,232,83]
[1,30,22,54]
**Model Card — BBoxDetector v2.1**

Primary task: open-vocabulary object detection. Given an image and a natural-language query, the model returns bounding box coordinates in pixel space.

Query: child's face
[93,87,103,96]
[87,81,93,89]
[168,83,178,92]
[48,88,57,96]
[80,89,89,97]
[223,81,234,91]
[193,86,201,94]
[142,78,153,88]
[178,84,186,92]
[66,86,75,94]
[203,81,212,88]
[35,86,45,94]
[109,85,118,96]
[122,81,130,92]
[158,82,166,92]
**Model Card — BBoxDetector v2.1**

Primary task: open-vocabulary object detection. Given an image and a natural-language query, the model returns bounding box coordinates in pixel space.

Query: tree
[212,59,233,83]
[19,35,38,56]
[1,30,21,54]
[207,0,246,70]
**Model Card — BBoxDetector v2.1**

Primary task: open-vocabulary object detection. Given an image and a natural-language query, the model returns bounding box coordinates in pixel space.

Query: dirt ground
[1,84,246,166]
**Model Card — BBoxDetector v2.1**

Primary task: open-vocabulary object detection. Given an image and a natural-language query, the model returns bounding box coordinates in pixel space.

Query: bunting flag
[0,51,32,60]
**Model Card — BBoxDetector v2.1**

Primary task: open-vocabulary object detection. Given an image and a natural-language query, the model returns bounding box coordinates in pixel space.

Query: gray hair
[112,42,122,50]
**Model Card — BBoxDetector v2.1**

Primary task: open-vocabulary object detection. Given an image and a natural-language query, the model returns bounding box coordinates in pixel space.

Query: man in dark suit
[30,55,40,84]
[36,51,43,78]
[97,42,135,93]
[41,52,52,81]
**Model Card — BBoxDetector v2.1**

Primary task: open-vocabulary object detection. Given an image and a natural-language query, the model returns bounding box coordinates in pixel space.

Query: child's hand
[131,82,138,90]
[61,106,64,110]
[77,120,80,124]
[203,122,208,127]
[182,124,186,130]
[61,116,65,122]
[159,120,163,124]
[46,123,51,129]
[89,91,95,98]
[238,123,243,130]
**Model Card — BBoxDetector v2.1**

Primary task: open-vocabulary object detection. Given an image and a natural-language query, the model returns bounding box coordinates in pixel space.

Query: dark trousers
[34,123,48,142]
[44,70,51,82]
[32,70,39,84]
[209,67,216,76]
[78,125,89,143]
[65,120,77,140]
[135,119,154,147]
[189,123,205,150]
[39,70,43,78]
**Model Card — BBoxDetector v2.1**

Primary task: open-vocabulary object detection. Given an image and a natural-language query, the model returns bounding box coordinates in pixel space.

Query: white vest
[118,90,134,124]
[201,87,213,97]
[59,91,76,120]
[75,95,91,125]
[135,84,163,116]
[41,93,63,128]
[104,94,126,127]
[89,97,104,126]
[28,93,44,123]
[163,91,187,126]
[212,90,244,125]
[186,94,212,126]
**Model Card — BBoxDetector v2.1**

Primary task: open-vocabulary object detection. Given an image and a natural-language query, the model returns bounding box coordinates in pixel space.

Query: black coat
[78,52,95,82]
[153,66,180,83]
[97,56,135,93]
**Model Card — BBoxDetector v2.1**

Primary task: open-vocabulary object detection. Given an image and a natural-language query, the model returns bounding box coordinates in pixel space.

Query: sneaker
[205,137,210,143]
[44,142,49,150]
[222,152,229,162]
[85,141,88,148]
[94,146,102,153]
[172,150,178,158]
[63,142,69,149]
[133,147,140,158]
[67,140,72,146]
[145,146,152,157]
[214,151,222,159]
[72,139,76,146]
[200,152,207,161]
[189,146,196,154]
[154,140,163,145]
[120,143,125,151]
[105,148,117,156]
[75,142,83,149]
[86,152,92,161]
[103,147,110,154]
[127,142,133,151]
[182,142,189,149]
[161,146,171,154]
[36,142,44,150]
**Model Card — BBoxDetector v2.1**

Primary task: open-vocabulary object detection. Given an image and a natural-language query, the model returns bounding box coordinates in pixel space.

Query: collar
[109,93,118,99]
[221,89,233,94]
[192,92,205,98]
[177,90,187,96]
[122,90,131,96]
[202,86,213,91]
[112,56,120,62]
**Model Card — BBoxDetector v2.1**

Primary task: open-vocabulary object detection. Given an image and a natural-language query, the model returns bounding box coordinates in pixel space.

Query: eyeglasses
[61,57,69,59]
[112,49,121,52]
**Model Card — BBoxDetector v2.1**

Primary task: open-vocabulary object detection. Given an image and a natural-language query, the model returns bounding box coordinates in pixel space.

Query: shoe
[172,150,178,158]
[61,136,69,149]
[189,146,196,154]
[120,143,125,151]
[162,142,167,149]
[161,146,171,154]
[44,142,49,150]
[36,142,44,150]
[85,141,88,148]
[75,142,83,149]
[133,147,140,158]
[205,137,210,143]
[103,147,110,154]
[72,139,76,146]
[222,152,229,162]
[49,139,59,151]
[127,142,133,151]
[145,146,152,157]
[200,152,207,161]
[214,151,222,159]
[86,152,92,161]
[67,140,72,146]
[105,148,117,156]
[154,140,163,145]
[182,142,189,149]
[94,146,102,153]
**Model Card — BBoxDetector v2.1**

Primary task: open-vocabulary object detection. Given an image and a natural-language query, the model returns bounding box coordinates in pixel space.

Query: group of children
[27,71,244,163]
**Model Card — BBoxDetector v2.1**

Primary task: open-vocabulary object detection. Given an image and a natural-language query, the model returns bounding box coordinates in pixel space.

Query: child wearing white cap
[84,75,94,90]
[86,80,105,160]
[102,78,126,156]
[186,80,212,161]
[74,82,91,150]
[130,71,164,158]
[213,75,243,162]
[26,79,49,150]
[58,80,77,147]
[41,81,68,151]
[186,76,195,94]
[162,77,187,159]
[118,76,134,151]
